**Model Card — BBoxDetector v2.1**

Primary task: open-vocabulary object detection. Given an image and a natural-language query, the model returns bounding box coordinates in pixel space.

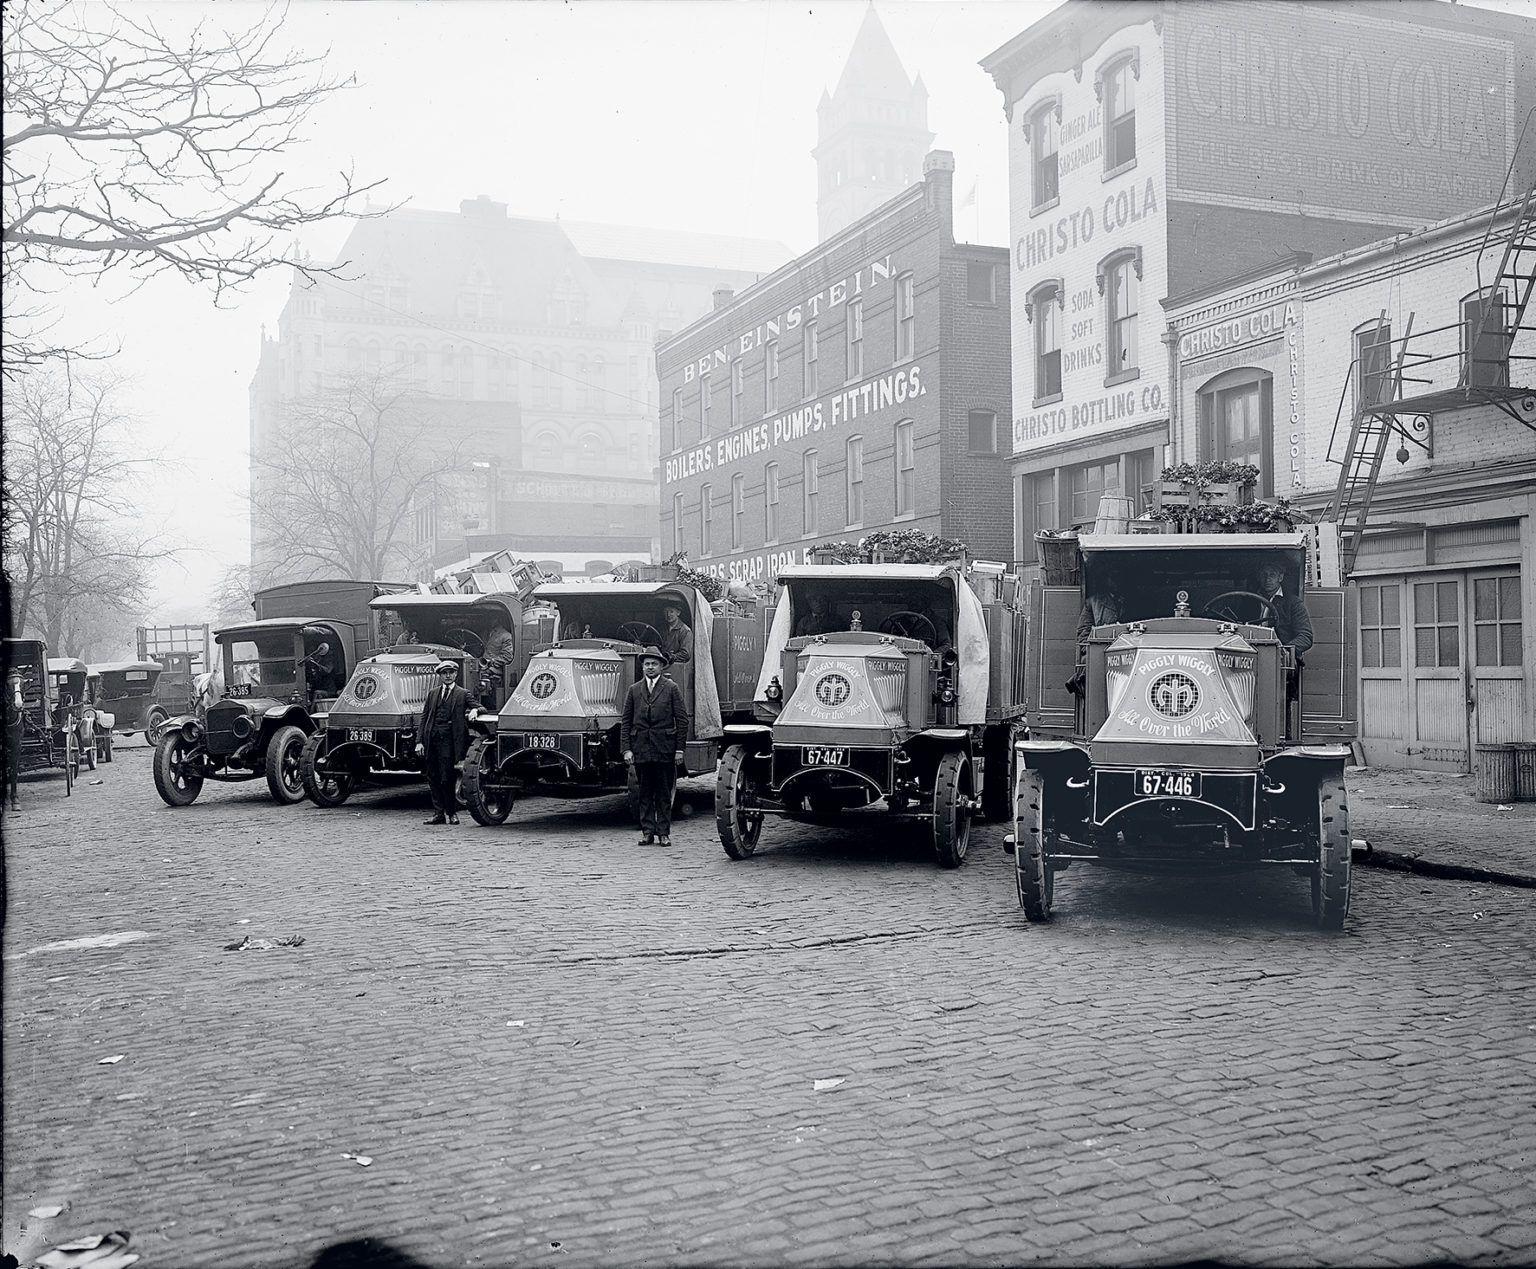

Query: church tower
[813,6,933,242]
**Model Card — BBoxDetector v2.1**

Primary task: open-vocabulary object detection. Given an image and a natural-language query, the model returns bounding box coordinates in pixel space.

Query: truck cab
[1011,531,1357,928]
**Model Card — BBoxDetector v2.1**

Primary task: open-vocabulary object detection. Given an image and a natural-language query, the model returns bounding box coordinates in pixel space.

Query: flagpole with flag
[958,177,979,242]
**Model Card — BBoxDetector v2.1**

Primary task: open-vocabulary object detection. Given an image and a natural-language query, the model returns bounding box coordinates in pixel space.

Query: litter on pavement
[97,1055,124,1065]
[28,1204,66,1218]
[340,1152,373,1166]
[34,1229,138,1269]
[223,934,305,951]
[812,1078,845,1091]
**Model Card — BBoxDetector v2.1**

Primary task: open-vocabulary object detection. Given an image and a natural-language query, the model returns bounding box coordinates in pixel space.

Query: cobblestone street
[4,745,1534,1268]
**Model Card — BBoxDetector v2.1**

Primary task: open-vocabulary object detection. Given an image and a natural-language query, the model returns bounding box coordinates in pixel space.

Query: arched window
[1462,287,1511,388]
[579,433,601,462]
[1025,279,1063,403]
[363,340,380,371]
[1097,52,1139,172]
[1098,248,1142,383]
[1353,318,1393,409]
[1026,98,1061,211]
[535,431,558,463]
[1198,368,1274,498]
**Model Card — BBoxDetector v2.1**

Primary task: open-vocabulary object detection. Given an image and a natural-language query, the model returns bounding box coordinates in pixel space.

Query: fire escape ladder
[1328,313,1414,579]
[1462,183,1536,397]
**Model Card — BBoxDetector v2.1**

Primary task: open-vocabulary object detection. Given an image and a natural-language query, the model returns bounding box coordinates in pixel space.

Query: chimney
[460,195,508,219]
[712,286,736,310]
[923,150,955,246]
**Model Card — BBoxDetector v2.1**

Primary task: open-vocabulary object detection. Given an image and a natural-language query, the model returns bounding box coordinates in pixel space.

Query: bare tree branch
[3,0,394,377]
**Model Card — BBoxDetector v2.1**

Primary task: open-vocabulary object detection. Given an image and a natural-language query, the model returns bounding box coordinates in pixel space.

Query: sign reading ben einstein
[662,362,927,485]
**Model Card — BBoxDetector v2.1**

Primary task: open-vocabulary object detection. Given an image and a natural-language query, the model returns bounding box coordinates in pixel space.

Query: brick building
[982,0,1536,565]
[249,198,788,582]
[656,152,1012,586]
[1164,196,1535,771]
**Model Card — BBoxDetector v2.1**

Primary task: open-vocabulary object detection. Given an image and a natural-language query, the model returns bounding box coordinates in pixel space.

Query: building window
[845,435,864,527]
[730,360,743,428]
[1023,471,1057,562]
[1360,582,1403,670]
[765,339,779,415]
[702,373,713,435]
[968,410,997,455]
[967,262,997,304]
[846,299,864,380]
[1413,579,1460,668]
[579,434,600,463]
[1026,280,1062,404]
[1473,574,1523,667]
[535,432,557,463]
[1029,99,1060,210]
[1355,321,1393,410]
[532,352,547,407]
[894,420,915,517]
[731,473,745,549]
[701,483,713,556]
[1101,55,1137,172]
[1462,290,1511,388]
[547,352,563,408]
[673,493,685,556]
[1068,460,1116,525]
[803,450,820,535]
[1100,250,1141,382]
[895,273,915,361]
[670,388,683,453]
[803,321,819,398]
[1125,448,1158,514]
[765,462,780,543]
[1198,369,1274,498]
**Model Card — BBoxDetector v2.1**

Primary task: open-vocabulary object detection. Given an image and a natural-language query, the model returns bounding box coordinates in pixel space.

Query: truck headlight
[765,676,783,702]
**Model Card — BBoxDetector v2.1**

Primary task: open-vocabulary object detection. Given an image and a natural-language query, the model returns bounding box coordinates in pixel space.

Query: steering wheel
[1201,591,1275,625]
[879,611,939,645]
[445,627,485,655]
[618,622,664,647]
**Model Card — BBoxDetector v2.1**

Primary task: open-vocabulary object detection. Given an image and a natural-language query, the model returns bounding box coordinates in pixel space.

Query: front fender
[721,724,772,756]
[260,705,314,733]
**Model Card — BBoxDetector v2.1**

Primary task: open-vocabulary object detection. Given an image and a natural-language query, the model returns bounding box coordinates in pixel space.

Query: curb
[1353,842,1536,890]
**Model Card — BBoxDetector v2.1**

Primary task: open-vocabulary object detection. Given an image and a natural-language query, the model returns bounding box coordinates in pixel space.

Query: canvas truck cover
[756,564,991,726]
[530,582,723,739]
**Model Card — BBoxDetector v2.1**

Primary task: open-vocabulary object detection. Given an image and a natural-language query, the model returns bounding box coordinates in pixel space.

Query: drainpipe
[1162,325,1181,466]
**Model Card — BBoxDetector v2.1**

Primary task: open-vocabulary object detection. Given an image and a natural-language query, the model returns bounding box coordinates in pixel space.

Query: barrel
[1093,492,1135,535]
[1473,743,1517,803]
[1512,743,1536,802]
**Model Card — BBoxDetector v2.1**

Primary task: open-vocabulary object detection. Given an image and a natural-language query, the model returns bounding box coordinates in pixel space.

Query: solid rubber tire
[1314,773,1351,931]
[932,750,972,869]
[1014,767,1052,921]
[716,744,763,860]
[463,737,513,825]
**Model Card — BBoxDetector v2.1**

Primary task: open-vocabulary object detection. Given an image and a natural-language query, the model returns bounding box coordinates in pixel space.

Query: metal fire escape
[1326,181,1536,578]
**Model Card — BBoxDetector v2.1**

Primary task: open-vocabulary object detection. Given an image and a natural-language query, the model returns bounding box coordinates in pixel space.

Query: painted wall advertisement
[1167,2,1516,223]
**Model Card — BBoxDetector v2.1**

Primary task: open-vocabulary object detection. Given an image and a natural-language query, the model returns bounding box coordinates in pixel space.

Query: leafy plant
[1160,460,1261,487]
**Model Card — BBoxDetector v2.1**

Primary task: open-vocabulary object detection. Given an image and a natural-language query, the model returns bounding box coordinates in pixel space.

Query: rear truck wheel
[300,731,354,807]
[264,724,308,804]
[145,708,169,746]
[1014,767,1053,921]
[932,750,972,869]
[981,728,1013,822]
[1314,774,1352,931]
[464,738,513,826]
[154,731,204,806]
[716,744,764,860]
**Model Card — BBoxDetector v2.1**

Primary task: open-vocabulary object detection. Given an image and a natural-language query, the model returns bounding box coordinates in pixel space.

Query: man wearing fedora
[415,659,470,825]
[621,645,688,846]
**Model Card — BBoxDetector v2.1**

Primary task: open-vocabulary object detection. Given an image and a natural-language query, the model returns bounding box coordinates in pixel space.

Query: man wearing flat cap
[415,660,470,825]
[621,645,689,846]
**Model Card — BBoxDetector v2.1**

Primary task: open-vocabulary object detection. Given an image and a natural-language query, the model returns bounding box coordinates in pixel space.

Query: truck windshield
[227,635,296,688]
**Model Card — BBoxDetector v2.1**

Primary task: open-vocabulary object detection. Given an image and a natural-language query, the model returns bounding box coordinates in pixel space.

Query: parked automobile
[47,657,98,772]
[89,660,164,751]
[1007,531,1356,929]
[4,639,80,795]
[715,561,1026,867]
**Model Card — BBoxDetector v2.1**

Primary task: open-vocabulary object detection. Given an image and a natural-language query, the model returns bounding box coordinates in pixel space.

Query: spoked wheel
[716,744,764,860]
[62,732,77,796]
[101,732,114,763]
[264,724,308,804]
[300,731,355,807]
[145,708,169,746]
[83,729,97,772]
[1014,767,1053,921]
[1313,773,1352,931]
[463,737,513,825]
[932,750,972,869]
[154,731,205,806]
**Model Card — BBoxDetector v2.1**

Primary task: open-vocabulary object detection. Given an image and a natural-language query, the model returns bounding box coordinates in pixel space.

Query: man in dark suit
[660,602,692,663]
[621,646,689,846]
[415,660,470,825]
[1257,563,1313,654]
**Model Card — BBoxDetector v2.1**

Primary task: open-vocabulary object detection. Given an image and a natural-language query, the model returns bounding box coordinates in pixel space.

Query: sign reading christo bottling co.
[1167,2,1516,222]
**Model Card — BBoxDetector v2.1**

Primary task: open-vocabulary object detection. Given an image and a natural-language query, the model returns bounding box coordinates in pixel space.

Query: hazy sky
[37,0,1046,625]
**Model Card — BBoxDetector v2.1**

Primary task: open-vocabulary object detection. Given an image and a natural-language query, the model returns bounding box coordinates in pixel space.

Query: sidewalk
[1347,764,1536,887]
